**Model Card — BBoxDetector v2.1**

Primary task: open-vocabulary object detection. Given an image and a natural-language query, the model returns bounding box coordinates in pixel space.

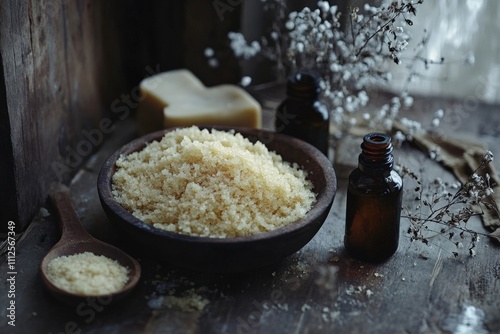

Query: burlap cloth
[392,122,500,243]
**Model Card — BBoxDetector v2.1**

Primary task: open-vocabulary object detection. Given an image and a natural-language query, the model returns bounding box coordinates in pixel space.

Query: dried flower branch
[221,0,440,133]
[397,151,497,257]
[214,0,476,142]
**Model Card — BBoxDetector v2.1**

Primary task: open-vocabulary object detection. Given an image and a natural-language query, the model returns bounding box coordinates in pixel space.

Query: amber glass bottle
[344,133,403,262]
[275,72,329,155]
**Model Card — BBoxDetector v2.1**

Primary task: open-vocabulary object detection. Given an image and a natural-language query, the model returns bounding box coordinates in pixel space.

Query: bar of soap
[137,69,261,134]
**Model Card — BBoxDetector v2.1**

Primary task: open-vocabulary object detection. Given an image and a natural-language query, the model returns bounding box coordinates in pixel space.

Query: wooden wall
[0,0,187,231]
[1,0,119,231]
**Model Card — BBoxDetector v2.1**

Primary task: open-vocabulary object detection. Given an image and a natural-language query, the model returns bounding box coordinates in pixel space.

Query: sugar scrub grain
[46,252,129,296]
[112,126,316,238]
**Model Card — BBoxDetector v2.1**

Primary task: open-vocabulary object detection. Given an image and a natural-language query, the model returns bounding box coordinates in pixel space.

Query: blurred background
[191,0,500,104]
[386,0,500,104]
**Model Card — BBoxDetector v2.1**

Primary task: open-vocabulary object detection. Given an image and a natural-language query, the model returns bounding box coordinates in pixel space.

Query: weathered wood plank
[0,0,193,232]
[0,50,18,227]
[1,0,40,231]
[0,0,109,231]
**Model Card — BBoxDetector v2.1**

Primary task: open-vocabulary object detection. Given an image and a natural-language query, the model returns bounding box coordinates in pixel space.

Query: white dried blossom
[208,58,219,68]
[240,76,252,87]
[400,117,423,139]
[433,177,443,186]
[363,4,379,14]
[204,47,215,58]
[330,63,342,72]
[378,105,388,117]
[402,95,414,108]
[471,173,481,184]
[391,96,401,107]
[317,1,330,14]
[228,32,261,59]
[393,131,406,146]
[429,146,442,162]
[482,151,494,164]
[296,42,305,53]
[469,190,479,203]
[329,5,338,16]
[342,70,352,81]
[358,90,369,105]
[224,0,441,135]
[434,109,444,118]
[397,40,409,51]
[383,118,393,130]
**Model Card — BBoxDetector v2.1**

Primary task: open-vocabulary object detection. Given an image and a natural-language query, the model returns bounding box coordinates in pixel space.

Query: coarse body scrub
[112,126,316,238]
[46,252,129,296]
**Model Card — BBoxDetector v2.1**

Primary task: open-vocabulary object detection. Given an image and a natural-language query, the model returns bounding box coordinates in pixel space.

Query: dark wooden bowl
[97,127,336,273]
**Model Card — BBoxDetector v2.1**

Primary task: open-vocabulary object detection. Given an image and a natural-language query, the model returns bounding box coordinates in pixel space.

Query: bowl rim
[97,126,337,244]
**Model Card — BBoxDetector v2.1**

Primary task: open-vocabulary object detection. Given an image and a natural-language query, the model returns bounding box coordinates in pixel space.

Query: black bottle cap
[286,72,321,99]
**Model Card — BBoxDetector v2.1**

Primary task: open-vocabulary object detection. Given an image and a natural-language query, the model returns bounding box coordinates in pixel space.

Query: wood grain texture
[0,0,124,231]
[0,0,191,232]
[0,50,18,227]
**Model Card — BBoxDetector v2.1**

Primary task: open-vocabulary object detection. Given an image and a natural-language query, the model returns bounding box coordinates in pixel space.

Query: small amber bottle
[344,133,403,262]
[275,72,329,155]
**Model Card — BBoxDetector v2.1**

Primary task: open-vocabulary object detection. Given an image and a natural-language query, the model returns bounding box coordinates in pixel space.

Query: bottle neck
[358,133,394,175]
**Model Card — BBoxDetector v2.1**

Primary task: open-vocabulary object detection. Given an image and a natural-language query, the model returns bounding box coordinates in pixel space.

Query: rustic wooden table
[1,86,500,334]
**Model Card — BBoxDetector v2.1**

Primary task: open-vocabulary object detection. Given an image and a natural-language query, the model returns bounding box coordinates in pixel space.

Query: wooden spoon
[40,183,141,305]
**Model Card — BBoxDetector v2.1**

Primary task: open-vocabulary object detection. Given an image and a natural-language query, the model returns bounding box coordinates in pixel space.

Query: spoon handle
[49,183,93,243]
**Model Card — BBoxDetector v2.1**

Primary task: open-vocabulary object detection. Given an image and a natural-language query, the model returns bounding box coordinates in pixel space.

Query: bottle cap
[286,71,321,98]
